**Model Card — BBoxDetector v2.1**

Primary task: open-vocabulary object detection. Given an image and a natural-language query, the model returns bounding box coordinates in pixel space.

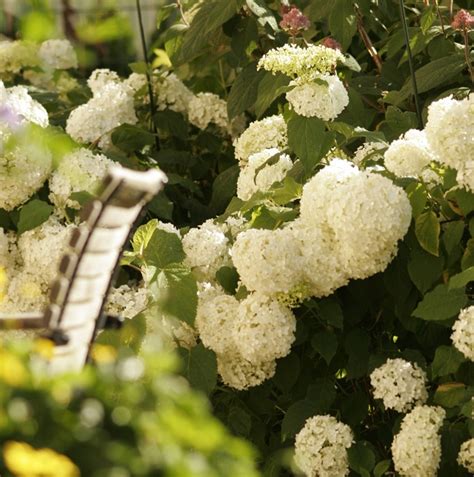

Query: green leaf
[281,400,316,441]
[340,391,369,427]
[17,200,53,234]
[412,283,467,321]
[317,298,344,329]
[449,267,474,289]
[287,115,328,173]
[374,460,391,477]
[433,383,468,408]
[150,264,198,325]
[311,331,338,365]
[345,329,370,379]
[132,219,159,254]
[154,110,188,140]
[453,188,474,216]
[255,72,290,118]
[210,165,240,214]
[143,229,185,269]
[394,55,465,103]
[227,62,265,119]
[148,193,174,221]
[406,182,427,219]
[96,312,147,352]
[216,266,239,294]
[407,248,444,294]
[415,211,440,256]
[181,344,217,395]
[442,220,465,255]
[174,0,244,64]
[245,0,279,31]
[111,124,155,152]
[461,239,474,270]
[348,441,376,474]
[328,0,357,49]
[431,346,466,378]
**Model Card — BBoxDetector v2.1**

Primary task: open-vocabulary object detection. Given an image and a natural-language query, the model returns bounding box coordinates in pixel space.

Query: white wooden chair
[0,166,167,373]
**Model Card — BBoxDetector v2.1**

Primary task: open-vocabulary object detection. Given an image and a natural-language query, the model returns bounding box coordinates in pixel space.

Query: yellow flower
[0,350,28,387]
[90,343,117,364]
[34,337,55,360]
[3,441,80,477]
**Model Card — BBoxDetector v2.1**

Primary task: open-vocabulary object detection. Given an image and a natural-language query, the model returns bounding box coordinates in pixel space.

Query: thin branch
[399,0,423,129]
[136,0,160,150]
[355,6,383,74]
[176,0,190,27]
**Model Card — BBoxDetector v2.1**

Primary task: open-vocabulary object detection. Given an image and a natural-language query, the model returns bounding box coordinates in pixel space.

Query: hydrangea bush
[1,1,474,476]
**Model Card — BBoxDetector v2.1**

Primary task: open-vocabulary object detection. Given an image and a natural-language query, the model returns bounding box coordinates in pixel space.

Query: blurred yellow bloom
[34,337,55,360]
[3,441,80,477]
[90,343,117,364]
[0,350,28,386]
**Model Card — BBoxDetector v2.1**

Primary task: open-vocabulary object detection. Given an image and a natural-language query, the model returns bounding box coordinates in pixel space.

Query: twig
[355,7,383,74]
[399,0,423,128]
[433,0,446,37]
[136,0,161,150]
[176,0,189,27]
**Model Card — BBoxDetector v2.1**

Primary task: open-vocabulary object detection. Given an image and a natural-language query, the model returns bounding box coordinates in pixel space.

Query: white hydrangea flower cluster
[195,285,295,390]
[39,39,78,70]
[49,148,116,211]
[0,217,75,313]
[457,438,474,473]
[182,219,231,282]
[384,129,434,178]
[258,43,348,121]
[233,115,288,164]
[391,405,445,477]
[188,92,229,131]
[236,148,293,200]
[87,68,121,94]
[105,283,148,319]
[232,159,411,302]
[352,141,386,166]
[257,44,344,81]
[286,75,349,121]
[156,72,195,115]
[0,41,38,76]
[294,415,353,477]
[424,94,474,190]
[451,307,474,360]
[0,81,49,128]
[370,358,428,412]
[66,70,137,149]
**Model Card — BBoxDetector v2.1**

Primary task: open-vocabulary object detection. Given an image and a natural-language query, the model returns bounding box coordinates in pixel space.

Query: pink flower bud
[279,6,311,36]
[451,9,474,30]
[321,37,343,51]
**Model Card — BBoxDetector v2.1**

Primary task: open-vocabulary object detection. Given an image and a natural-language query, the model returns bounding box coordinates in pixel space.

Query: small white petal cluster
[232,227,304,296]
[457,438,474,473]
[105,283,148,319]
[125,72,148,93]
[39,39,78,70]
[233,115,288,164]
[0,217,75,313]
[182,219,230,281]
[195,284,239,355]
[257,44,344,81]
[156,72,195,115]
[370,358,428,412]
[0,121,52,211]
[451,307,474,360]
[425,94,474,190]
[49,148,116,210]
[236,148,293,200]
[300,159,412,280]
[87,68,121,94]
[233,293,296,363]
[196,285,295,390]
[1,81,49,127]
[0,41,38,76]
[384,129,434,178]
[188,92,228,131]
[286,75,349,121]
[391,405,445,477]
[352,141,386,166]
[232,159,411,302]
[66,72,137,149]
[294,415,353,477]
